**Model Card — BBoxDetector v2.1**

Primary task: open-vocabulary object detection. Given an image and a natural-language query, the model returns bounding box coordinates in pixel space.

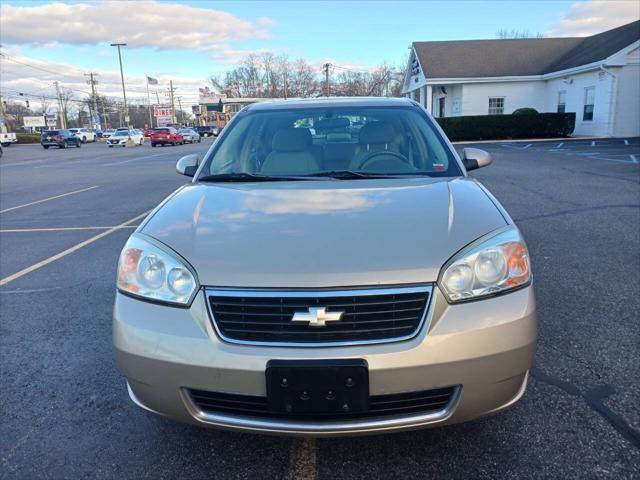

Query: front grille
[189,386,457,421]
[207,287,431,345]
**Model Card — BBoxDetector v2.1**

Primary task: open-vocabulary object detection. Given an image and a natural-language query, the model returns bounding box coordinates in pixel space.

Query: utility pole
[154,90,160,105]
[85,72,101,129]
[54,81,66,129]
[323,63,331,96]
[110,43,128,126]
[167,81,177,124]
[175,96,183,125]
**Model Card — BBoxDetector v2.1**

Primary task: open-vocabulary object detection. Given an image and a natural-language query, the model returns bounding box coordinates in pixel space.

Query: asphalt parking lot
[1,137,638,479]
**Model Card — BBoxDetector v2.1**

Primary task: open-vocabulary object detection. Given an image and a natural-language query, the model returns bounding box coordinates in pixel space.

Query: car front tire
[42,145,49,149]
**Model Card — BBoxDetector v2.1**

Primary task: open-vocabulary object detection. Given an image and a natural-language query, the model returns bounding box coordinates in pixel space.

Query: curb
[452,136,606,145]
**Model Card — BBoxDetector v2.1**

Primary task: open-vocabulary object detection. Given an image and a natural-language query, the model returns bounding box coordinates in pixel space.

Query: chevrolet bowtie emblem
[291,307,344,327]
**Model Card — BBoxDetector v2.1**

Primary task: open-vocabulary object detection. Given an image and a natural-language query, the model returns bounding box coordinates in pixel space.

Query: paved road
[1,138,638,479]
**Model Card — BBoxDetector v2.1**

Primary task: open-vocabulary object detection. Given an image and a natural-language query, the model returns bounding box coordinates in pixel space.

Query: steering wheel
[355,150,412,172]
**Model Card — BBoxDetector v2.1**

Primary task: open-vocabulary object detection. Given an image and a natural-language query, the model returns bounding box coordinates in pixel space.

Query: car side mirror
[176,153,200,177]
[462,148,492,171]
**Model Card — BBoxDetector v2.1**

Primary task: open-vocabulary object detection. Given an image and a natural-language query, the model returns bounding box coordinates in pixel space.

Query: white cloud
[546,0,640,37]
[1,52,207,108]
[0,1,273,50]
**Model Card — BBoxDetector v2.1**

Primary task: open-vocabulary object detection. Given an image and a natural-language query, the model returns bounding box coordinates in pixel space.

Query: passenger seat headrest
[359,122,395,145]
[272,128,312,152]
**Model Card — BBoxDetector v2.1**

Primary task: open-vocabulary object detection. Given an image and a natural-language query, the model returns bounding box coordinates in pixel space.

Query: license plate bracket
[266,359,369,415]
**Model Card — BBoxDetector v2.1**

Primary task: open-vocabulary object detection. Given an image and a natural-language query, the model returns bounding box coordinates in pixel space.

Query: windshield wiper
[304,170,398,179]
[197,172,322,182]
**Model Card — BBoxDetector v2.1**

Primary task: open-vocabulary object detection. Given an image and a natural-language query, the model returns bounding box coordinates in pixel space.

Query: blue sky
[1,0,637,106]
[7,0,577,78]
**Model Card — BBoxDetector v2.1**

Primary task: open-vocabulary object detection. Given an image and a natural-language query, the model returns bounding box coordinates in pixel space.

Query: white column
[419,85,425,107]
[426,85,433,114]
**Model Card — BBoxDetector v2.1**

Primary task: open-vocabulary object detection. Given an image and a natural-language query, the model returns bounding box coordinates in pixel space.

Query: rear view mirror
[176,153,200,177]
[462,148,492,171]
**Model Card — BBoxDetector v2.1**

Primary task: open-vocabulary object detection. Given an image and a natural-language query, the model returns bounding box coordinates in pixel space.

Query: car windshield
[198,105,461,179]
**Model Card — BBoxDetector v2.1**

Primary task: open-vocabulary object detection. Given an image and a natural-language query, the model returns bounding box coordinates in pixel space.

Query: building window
[557,91,566,113]
[583,87,595,121]
[488,97,504,115]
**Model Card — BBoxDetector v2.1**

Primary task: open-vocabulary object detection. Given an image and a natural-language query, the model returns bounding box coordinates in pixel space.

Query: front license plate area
[266,359,368,415]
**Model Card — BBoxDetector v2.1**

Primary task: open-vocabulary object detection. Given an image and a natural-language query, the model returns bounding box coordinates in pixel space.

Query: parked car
[143,128,154,138]
[114,98,536,436]
[150,127,184,147]
[0,144,3,158]
[107,128,145,147]
[0,130,17,147]
[179,128,201,144]
[41,129,82,149]
[195,125,220,137]
[69,128,97,143]
[102,128,116,139]
[92,128,104,138]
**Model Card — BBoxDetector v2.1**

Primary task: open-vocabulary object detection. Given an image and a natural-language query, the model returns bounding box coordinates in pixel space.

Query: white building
[403,21,640,137]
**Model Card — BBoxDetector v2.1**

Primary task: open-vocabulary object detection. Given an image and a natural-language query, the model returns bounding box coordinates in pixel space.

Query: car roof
[245,96,417,111]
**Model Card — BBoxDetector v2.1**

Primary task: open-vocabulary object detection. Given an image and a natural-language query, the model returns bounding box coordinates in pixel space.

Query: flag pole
[146,75,153,128]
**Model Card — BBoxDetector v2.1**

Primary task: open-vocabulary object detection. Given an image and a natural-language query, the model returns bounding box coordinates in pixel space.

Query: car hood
[140,178,507,288]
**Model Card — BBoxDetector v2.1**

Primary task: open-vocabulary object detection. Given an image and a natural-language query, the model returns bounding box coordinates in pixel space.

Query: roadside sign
[154,107,173,117]
[23,116,46,128]
[156,115,172,126]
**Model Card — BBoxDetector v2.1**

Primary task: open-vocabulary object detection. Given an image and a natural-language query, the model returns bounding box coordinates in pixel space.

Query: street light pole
[110,42,128,126]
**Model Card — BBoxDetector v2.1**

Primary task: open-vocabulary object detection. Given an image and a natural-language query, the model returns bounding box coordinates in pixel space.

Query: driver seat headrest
[358,122,395,145]
[272,128,312,152]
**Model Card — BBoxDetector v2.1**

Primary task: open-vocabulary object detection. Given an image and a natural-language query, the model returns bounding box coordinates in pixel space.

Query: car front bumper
[113,285,536,436]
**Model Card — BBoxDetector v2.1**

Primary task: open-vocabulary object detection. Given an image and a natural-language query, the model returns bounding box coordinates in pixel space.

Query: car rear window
[44,131,59,135]
[153,128,170,133]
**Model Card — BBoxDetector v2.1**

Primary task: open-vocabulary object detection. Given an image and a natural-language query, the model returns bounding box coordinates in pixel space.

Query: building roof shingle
[412,20,640,79]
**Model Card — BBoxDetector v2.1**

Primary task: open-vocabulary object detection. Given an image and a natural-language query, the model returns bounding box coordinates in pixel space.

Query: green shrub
[436,113,575,141]
[512,107,539,115]
[16,132,42,144]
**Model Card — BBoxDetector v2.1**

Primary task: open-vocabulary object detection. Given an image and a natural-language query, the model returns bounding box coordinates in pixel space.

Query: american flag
[147,76,158,85]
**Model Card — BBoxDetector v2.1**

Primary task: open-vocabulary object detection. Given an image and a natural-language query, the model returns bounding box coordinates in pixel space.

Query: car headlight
[117,234,198,306]
[439,226,531,303]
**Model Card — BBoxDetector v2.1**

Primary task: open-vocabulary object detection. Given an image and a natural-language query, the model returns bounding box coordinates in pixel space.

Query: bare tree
[38,95,52,115]
[206,52,403,99]
[59,87,75,128]
[496,29,544,39]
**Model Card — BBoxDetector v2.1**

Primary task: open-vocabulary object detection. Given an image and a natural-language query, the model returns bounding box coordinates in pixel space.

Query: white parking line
[630,154,639,163]
[0,186,99,214]
[624,139,629,145]
[0,225,138,233]
[556,142,564,148]
[0,210,149,287]
[523,144,531,149]
[101,153,167,167]
[591,141,596,146]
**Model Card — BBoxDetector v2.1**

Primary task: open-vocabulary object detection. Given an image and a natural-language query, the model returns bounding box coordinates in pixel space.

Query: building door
[438,97,446,117]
